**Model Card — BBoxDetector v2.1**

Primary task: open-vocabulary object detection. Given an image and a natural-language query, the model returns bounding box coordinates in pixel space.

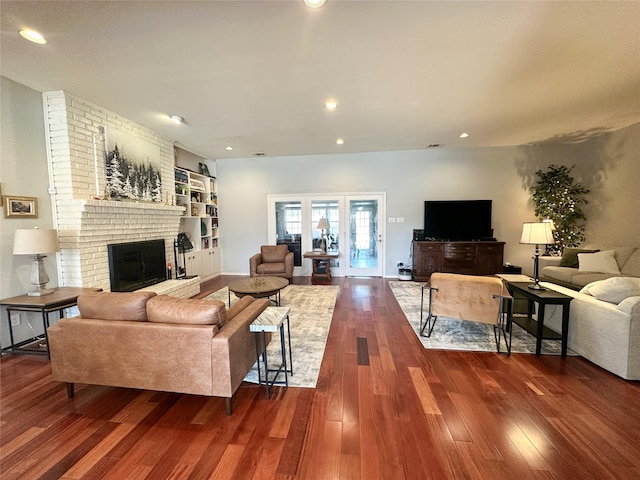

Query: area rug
[205,285,338,387]
[390,281,574,355]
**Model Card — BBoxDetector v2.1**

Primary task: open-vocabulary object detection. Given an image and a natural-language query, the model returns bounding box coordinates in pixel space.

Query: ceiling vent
[253,152,266,156]
[427,144,441,148]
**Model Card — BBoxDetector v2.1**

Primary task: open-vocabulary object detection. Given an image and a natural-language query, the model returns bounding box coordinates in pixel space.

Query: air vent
[253,152,266,156]
[427,144,441,148]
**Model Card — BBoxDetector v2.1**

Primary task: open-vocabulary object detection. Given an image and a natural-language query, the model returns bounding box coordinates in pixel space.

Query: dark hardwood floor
[2,276,640,479]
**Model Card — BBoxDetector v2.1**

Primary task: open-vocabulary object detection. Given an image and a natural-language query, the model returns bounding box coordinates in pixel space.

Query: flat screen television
[424,200,493,241]
[108,239,167,292]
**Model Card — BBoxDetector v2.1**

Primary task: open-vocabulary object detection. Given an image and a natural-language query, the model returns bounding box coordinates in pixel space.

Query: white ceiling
[2,1,639,160]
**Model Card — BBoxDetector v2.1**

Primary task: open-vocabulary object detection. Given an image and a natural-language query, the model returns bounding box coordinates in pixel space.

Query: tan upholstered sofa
[48,291,269,414]
[249,244,294,281]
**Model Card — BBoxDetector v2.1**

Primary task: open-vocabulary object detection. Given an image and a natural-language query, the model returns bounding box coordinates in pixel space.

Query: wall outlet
[10,314,21,327]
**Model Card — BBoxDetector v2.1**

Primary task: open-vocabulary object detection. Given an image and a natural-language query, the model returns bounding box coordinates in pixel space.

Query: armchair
[420,272,513,354]
[250,245,294,281]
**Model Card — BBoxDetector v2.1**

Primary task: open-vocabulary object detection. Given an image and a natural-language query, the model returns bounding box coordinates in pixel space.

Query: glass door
[273,200,302,269]
[346,195,385,277]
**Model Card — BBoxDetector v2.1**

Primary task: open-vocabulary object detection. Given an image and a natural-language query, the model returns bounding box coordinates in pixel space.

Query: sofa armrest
[284,251,294,277]
[539,256,562,270]
[211,298,270,396]
[249,253,262,276]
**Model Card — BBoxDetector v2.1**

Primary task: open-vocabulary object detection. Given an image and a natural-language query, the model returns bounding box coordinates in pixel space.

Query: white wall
[218,122,639,278]
[0,77,56,347]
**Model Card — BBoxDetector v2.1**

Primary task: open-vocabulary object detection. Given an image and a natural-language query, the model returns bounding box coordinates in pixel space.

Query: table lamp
[520,221,555,290]
[316,217,329,253]
[13,227,60,296]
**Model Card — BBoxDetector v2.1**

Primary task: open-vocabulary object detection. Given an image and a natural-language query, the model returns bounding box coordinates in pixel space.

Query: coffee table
[227,277,289,307]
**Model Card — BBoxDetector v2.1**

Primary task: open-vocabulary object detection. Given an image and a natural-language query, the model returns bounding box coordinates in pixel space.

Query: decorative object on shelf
[191,205,199,217]
[13,227,60,296]
[316,217,329,253]
[189,178,205,191]
[520,221,555,290]
[198,162,210,176]
[530,164,590,255]
[4,195,38,218]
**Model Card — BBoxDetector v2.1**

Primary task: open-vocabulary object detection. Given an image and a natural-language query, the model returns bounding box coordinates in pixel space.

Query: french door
[268,193,385,278]
[345,194,384,277]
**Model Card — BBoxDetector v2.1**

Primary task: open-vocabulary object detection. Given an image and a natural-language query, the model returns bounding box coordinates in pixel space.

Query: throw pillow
[586,277,640,304]
[559,248,599,268]
[578,250,621,274]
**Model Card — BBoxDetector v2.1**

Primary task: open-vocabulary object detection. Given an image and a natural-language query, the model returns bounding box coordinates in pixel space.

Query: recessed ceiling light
[325,101,338,110]
[459,132,470,138]
[225,146,234,151]
[336,138,345,145]
[170,115,184,124]
[19,29,46,44]
[304,0,327,8]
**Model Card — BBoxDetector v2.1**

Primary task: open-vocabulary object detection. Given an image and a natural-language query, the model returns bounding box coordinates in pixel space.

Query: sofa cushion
[583,244,637,269]
[621,249,640,277]
[584,277,640,304]
[147,295,228,326]
[78,291,156,321]
[559,248,599,267]
[260,244,288,263]
[256,262,286,275]
[578,250,621,274]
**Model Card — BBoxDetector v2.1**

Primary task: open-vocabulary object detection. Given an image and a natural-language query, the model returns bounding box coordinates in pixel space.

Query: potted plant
[530,164,590,255]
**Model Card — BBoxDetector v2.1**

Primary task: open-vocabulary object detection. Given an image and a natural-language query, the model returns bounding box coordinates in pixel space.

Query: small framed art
[4,195,38,218]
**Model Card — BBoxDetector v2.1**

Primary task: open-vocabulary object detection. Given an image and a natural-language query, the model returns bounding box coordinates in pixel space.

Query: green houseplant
[530,165,590,255]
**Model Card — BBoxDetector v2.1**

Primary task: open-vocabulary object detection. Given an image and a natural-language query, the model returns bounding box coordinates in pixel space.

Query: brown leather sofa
[249,244,294,281]
[48,291,269,414]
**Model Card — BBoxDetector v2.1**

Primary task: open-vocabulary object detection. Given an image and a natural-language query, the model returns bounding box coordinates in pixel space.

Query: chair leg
[225,397,232,415]
[66,383,75,398]
[493,296,513,355]
[420,286,437,337]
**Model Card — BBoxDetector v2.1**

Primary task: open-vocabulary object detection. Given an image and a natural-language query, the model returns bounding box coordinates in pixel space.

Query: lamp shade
[13,228,60,255]
[520,222,555,245]
[316,217,329,230]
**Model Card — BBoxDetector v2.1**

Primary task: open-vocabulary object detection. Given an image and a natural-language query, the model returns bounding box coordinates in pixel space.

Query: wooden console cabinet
[412,241,505,281]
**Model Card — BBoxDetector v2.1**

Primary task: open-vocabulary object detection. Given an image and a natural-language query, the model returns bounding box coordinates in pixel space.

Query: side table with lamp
[2,228,101,359]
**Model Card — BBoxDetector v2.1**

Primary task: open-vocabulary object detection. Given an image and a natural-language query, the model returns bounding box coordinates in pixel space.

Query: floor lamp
[520,221,555,290]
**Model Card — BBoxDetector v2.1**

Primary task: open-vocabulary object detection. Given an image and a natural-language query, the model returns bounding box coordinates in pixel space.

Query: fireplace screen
[108,239,166,292]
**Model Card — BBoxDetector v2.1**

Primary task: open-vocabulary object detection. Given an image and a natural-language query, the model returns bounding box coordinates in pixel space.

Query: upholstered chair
[420,272,513,354]
[249,245,294,281]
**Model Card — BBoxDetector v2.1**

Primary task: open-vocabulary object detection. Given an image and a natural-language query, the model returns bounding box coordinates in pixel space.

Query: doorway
[268,193,385,278]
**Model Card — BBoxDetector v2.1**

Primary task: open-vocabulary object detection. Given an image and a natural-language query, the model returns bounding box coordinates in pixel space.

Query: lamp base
[527,283,546,291]
[28,287,54,296]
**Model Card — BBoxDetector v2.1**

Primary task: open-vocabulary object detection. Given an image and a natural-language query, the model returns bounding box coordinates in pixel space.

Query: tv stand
[412,240,504,281]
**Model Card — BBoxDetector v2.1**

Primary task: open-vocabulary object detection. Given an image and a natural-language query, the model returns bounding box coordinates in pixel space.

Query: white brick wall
[43,91,185,291]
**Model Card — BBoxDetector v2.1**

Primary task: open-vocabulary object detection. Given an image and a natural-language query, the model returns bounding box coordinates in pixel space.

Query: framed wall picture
[4,195,38,218]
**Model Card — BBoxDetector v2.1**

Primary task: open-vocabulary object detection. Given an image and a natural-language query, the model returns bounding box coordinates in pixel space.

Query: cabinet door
[201,249,220,279]
[412,242,443,280]
[475,243,504,275]
[185,251,202,278]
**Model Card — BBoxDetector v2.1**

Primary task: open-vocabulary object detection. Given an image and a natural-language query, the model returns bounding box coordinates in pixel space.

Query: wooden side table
[1,287,101,360]
[504,281,572,356]
[303,251,339,284]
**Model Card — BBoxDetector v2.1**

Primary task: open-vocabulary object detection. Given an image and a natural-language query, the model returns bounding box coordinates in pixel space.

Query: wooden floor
[2,276,640,480]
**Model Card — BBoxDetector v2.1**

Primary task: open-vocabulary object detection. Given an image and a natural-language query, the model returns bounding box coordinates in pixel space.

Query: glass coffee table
[227,277,289,307]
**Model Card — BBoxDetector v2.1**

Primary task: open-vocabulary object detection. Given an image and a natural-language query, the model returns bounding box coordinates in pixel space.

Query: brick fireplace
[43,91,184,291]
